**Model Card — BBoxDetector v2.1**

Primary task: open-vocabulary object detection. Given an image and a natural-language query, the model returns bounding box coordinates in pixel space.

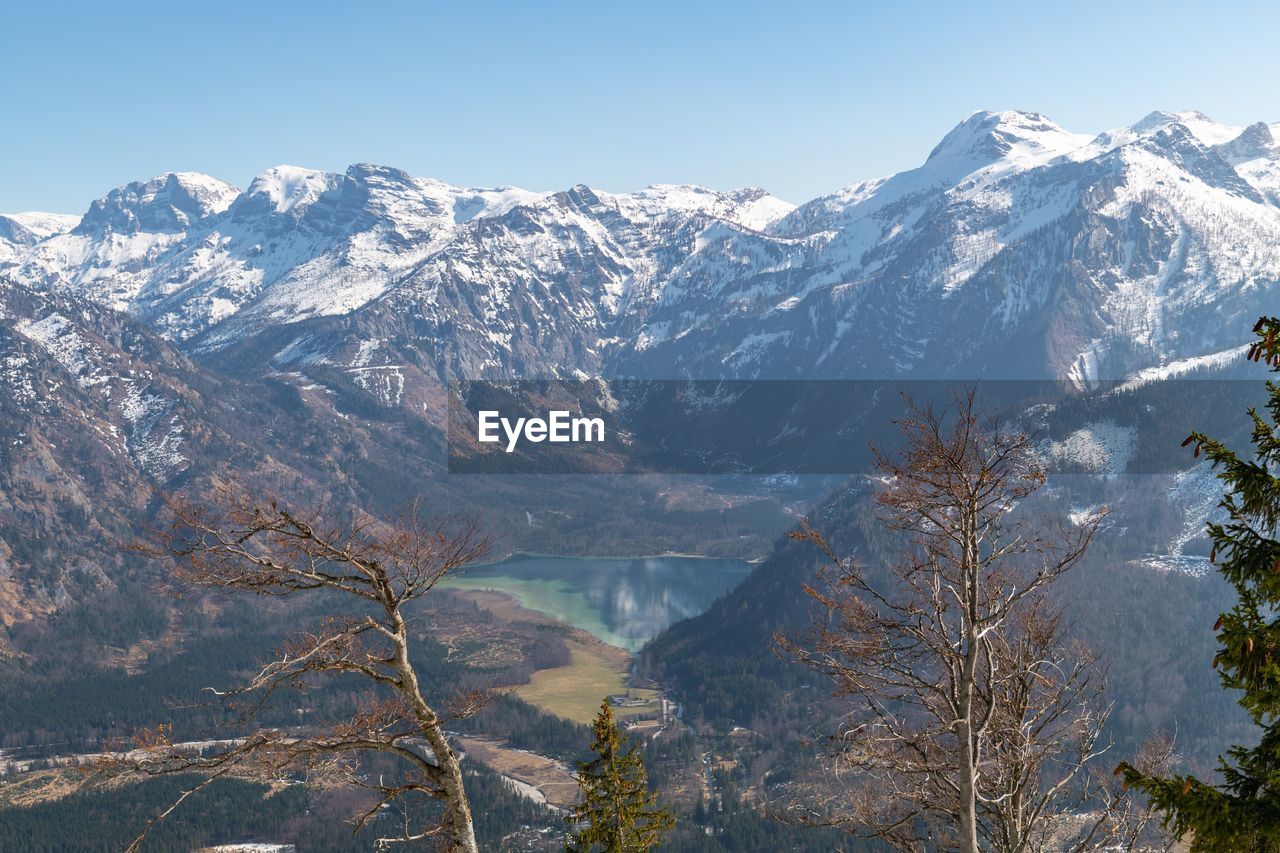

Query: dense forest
[1,764,561,852]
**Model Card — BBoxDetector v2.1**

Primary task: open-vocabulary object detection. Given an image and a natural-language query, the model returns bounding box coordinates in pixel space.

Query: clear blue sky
[4,0,1278,213]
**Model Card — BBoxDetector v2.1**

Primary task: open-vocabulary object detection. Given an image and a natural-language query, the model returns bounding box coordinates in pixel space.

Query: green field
[514,640,660,725]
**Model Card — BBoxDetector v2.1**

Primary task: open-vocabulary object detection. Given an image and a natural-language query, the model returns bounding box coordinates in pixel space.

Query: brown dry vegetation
[454,736,578,808]
[441,588,660,724]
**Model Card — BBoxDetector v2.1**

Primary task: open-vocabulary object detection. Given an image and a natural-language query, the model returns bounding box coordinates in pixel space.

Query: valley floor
[445,588,666,725]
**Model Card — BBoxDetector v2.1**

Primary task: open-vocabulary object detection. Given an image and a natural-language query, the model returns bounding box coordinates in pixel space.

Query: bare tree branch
[778,392,1164,851]
[96,484,491,853]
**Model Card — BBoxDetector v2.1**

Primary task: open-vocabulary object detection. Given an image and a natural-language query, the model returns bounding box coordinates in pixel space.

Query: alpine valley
[3,108,1279,848]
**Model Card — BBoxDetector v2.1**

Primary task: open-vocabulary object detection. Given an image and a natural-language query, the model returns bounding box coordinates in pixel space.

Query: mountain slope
[3,108,1280,647]
[623,111,1280,380]
[9,109,1276,387]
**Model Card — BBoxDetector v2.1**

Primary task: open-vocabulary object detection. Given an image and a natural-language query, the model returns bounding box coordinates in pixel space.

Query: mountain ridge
[3,108,1279,389]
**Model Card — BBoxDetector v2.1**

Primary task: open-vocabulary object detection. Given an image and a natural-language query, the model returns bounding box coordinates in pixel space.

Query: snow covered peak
[720,188,796,230]
[239,165,340,216]
[0,211,81,267]
[170,172,242,211]
[450,186,550,222]
[1086,111,1245,155]
[1132,109,1214,131]
[8,108,1279,383]
[924,110,1088,176]
[75,172,239,235]
[1130,110,1242,146]
[344,162,415,183]
[0,211,80,246]
[611,184,795,231]
[775,111,1092,238]
[1214,121,1278,164]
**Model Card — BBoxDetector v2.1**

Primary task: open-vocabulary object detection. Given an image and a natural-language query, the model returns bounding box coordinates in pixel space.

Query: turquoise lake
[445,554,754,652]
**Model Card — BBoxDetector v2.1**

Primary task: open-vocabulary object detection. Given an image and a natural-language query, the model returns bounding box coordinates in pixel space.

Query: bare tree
[779,392,1159,852]
[91,485,490,853]
[980,603,1175,852]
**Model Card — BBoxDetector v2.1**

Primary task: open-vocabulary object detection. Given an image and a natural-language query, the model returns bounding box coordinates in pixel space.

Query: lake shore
[446,587,660,724]
[468,549,763,568]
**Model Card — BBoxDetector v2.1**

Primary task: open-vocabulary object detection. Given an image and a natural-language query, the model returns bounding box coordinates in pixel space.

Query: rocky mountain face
[0,274,792,638]
[6,109,1279,389]
[4,166,795,383]
[0,275,360,630]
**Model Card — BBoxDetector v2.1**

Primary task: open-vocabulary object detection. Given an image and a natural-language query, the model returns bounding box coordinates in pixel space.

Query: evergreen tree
[1122,316,1280,850]
[567,701,674,852]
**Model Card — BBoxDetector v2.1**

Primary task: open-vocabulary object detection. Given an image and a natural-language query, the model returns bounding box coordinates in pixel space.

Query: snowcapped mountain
[3,166,793,372]
[624,110,1280,380]
[3,108,1279,388]
[4,110,1275,770]
[5,107,1280,644]
[0,212,81,266]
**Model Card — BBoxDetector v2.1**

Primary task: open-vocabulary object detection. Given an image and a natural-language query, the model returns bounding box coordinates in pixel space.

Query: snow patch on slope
[246,166,336,214]
[121,384,186,476]
[1139,461,1225,577]
[1118,344,1252,390]
[14,313,111,388]
[1041,422,1135,476]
